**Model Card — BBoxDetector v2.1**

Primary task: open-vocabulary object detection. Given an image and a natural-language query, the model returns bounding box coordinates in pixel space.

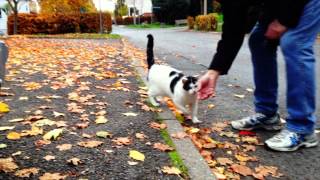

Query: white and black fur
[146,34,201,123]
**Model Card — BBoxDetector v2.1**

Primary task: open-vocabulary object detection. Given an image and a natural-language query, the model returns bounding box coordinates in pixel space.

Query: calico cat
[146,34,201,123]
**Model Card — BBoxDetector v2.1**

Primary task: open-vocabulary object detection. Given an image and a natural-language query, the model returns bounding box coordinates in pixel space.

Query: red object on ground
[239,130,256,136]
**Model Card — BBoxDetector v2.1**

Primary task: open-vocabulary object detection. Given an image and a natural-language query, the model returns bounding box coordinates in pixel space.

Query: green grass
[22,33,121,39]
[160,129,189,178]
[127,22,175,29]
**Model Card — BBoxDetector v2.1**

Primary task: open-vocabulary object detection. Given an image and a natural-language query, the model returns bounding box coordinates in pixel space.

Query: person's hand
[265,20,287,39]
[197,70,220,100]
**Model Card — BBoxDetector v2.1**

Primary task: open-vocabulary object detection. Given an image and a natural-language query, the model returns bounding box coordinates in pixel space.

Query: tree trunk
[13,11,18,35]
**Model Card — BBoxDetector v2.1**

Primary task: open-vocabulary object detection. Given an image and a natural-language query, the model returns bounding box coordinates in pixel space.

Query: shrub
[194,13,217,31]
[187,16,194,29]
[115,16,123,25]
[8,13,112,35]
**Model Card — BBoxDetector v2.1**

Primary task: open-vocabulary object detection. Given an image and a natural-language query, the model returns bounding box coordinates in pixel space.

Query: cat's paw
[192,117,202,124]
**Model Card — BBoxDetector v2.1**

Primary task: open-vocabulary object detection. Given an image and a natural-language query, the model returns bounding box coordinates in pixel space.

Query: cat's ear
[182,77,188,84]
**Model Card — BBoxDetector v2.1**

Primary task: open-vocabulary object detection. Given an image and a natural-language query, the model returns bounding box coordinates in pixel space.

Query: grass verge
[127,23,176,29]
[15,33,121,39]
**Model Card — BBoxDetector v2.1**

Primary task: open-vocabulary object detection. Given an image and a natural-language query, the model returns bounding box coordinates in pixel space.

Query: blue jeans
[249,0,320,134]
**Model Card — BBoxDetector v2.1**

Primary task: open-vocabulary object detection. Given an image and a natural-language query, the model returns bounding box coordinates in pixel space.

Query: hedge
[187,13,219,31]
[8,13,112,35]
[115,14,152,25]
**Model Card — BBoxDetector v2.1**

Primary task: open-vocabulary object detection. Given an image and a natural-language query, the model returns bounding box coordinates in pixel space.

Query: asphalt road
[114,26,320,180]
[113,26,320,128]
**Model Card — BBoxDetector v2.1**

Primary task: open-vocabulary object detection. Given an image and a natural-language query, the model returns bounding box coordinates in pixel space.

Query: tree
[40,0,97,14]
[6,0,24,35]
[152,0,190,24]
[114,0,128,17]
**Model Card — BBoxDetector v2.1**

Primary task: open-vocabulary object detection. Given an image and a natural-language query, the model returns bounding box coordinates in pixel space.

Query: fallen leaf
[96,131,112,138]
[82,133,92,138]
[246,88,254,92]
[43,155,55,161]
[77,141,103,148]
[112,137,131,146]
[135,133,147,140]
[14,167,40,178]
[21,126,43,136]
[122,112,138,117]
[242,145,256,152]
[0,157,18,172]
[35,140,51,148]
[208,104,216,109]
[12,151,22,156]
[171,132,188,139]
[254,165,283,179]
[153,143,174,152]
[33,119,56,127]
[67,158,82,166]
[39,172,67,180]
[43,128,63,140]
[150,122,167,130]
[53,111,65,118]
[76,122,89,129]
[95,116,108,124]
[161,166,181,175]
[129,150,145,161]
[19,97,29,100]
[56,144,72,151]
[217,157,233,166]
[234,94,245,99]
[0,144,7,149]
[127,161,139,166]
[0,126,15,131]
[0,102,10,113]
[241,136,259,145]
[7,132,21,140]
[231,164,253,176]
[8,118,24,123]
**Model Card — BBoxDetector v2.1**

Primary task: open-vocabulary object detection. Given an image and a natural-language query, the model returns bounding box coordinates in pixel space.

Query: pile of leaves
[0,37,180,179]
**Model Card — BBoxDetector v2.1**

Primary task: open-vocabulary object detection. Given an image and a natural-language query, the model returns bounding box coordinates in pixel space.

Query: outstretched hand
[197,70,220,100]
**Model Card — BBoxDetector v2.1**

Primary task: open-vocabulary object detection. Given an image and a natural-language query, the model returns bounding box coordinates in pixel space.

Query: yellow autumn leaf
[161,166,181,175]
[96,131,112,138]
[0,102,10,113]
[7,132,21,140]
[129,150,145,161]
[43,128,63,140]
[95,116,108,124]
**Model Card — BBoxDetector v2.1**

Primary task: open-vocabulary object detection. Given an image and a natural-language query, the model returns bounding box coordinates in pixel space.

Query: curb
[129,53,216,180]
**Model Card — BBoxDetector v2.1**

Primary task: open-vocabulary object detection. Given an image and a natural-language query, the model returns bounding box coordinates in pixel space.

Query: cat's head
[182,76,198,94]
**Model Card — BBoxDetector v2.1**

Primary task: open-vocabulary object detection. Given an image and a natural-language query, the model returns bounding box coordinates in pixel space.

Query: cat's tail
[146,34,154,69]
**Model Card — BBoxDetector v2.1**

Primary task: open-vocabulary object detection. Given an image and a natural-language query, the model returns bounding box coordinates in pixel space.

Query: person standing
[198,0,320,151]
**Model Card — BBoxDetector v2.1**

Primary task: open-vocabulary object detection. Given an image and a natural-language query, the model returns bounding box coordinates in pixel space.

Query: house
[0,0,39,35]
[125,0,152,16]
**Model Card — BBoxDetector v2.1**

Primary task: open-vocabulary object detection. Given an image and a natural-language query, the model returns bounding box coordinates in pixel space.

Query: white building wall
[125,0,152,15]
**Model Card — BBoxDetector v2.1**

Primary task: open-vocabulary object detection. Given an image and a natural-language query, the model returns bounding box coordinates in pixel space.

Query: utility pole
[133,0,136,25]
[99,0,103,33]
[204,0,207,15]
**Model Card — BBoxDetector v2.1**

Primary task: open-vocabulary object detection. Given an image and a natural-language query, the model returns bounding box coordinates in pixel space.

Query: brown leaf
[231,164,253,176]
[253,165,283,179]
[0,157,19,173]
[153,143,174,152]
[112,137,132,146]
[135,132,147,140]
[171,132,188,139]
[150,122,167,130]
[39,172,67,180]
[67,158,82,166]
[56,144,72,151]
[14,167,40,178]
[35,140,51,148]
[43,155,55,161]
[77,141,103,148]
[217,157,233,166]
[76,122,89,129]
[161,166,181,175]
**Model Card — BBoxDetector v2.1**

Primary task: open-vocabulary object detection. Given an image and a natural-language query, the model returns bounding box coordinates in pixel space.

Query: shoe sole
[231,123,283,131]
[266,140,319,152]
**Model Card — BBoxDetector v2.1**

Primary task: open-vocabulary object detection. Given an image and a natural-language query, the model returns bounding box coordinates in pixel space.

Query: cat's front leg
[173,99,189,114]
[191,100,202,124]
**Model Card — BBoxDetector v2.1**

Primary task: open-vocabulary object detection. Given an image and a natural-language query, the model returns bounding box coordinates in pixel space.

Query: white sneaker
[265,129,319,152]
